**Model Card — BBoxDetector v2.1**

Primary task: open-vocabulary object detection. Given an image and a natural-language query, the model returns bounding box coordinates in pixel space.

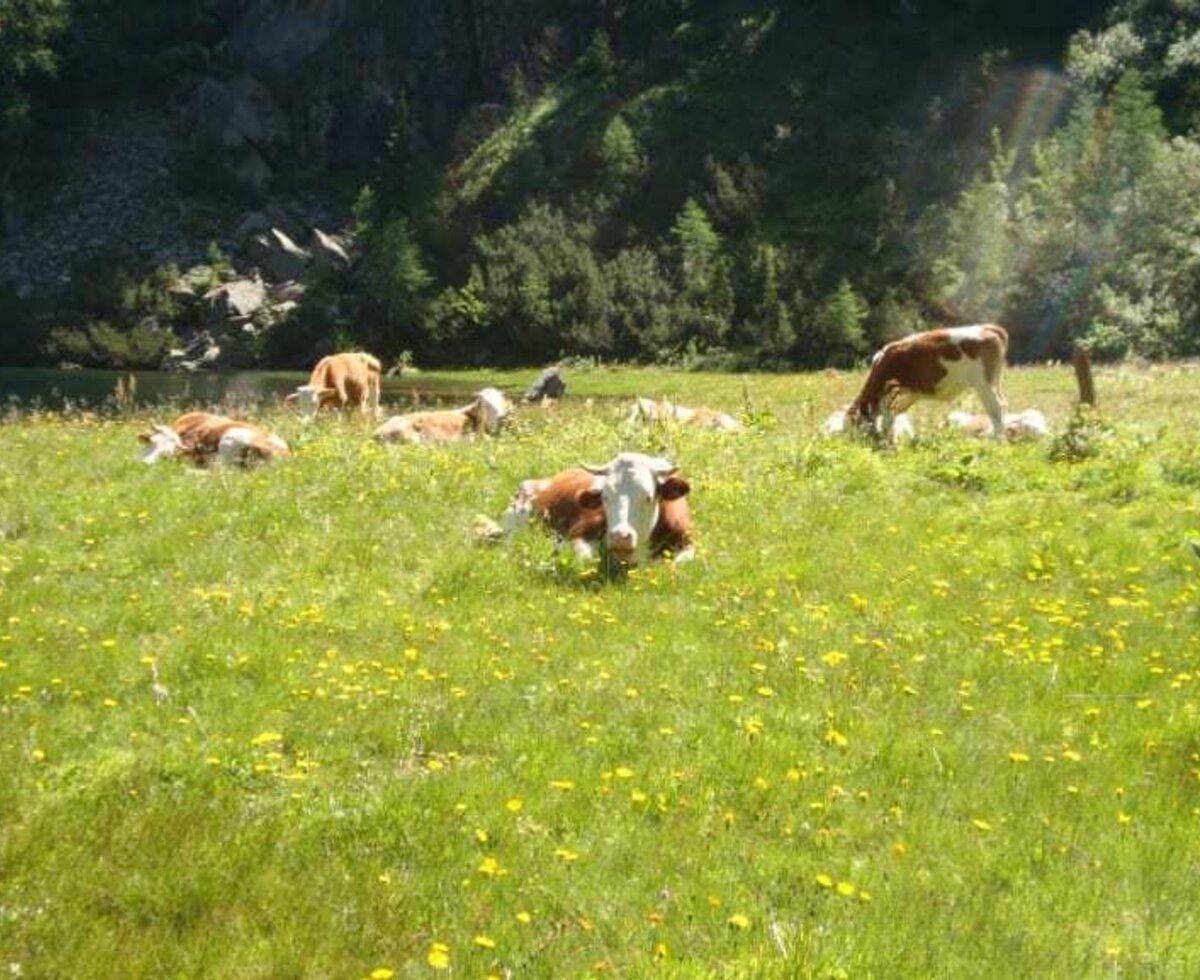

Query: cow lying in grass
[848,324,1009,440]
[285,351,382,419]
[138,412,291,467]
[373,388,511,445]
[947,408,1049,441]
[629,396,741,432]
[479,452,694,565]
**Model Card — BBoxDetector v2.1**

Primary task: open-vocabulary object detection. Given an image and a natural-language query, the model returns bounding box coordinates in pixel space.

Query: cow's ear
[137,430,152,443]
[657,476,690,500]
[577,487,603,511]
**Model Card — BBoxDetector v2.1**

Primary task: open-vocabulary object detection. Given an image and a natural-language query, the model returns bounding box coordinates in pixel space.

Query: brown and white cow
[481,452,694,565]
[373,387,510,445]
[629,397,741,433]
[947,408,1049,441]
[848,324,1009,439]
[138,411,292,467]
[285,351,382,419]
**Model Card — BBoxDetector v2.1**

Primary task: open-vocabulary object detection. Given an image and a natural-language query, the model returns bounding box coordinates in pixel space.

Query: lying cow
[947,408,1049,441]
[138,411,291,467]
[848,324,1009,440]
[629,397,741,433]
[479,452,694,565]
[285,351,382,419]
[822,407,915,444]
[373,388,510,445]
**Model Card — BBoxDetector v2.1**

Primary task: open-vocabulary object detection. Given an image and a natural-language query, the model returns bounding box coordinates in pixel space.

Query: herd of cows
[135,323,1048,566]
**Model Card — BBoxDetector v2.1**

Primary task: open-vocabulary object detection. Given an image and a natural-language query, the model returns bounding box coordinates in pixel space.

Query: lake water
[0,368,496,413]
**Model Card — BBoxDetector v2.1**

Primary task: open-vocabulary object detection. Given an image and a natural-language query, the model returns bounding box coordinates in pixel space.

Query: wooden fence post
[1073,347,1096,406]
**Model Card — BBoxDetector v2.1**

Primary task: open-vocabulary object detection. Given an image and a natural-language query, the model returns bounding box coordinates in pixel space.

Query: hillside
[2,0,1199,368]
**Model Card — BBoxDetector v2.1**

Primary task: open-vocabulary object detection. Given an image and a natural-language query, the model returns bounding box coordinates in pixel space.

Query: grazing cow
[629,397,741,433]
[947,408,1049,441]
[138,412,291,467]
[848,324,1009,439]
[285,351,382,419]
[481,452,694,565]
[373,387,510,445]
[822,407,915,444]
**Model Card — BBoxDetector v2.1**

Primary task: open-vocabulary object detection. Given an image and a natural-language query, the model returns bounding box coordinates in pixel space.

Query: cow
[285,351,382,419]
[479,452,694,565]
[373,387,510,445]
[822,407,915,445]
[522,365,567,404]
[947,408,1049,441]
[848,324,1009,440]
[628,397,741,433]
[138,412,291,467]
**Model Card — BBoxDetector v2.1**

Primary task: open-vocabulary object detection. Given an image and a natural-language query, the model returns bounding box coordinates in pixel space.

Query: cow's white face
[138,425,184,464]
[289,385,324,420]
[579,453,688,564]
[474,388,511,434]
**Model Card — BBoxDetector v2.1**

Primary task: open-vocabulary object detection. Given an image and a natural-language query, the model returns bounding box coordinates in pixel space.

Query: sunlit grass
[2,363,1199,978]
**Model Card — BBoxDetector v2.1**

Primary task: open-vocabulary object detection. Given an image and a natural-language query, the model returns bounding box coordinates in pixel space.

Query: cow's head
[137,423,184,464]
[578,453,689,564]
[467,387,511,434]
[285,385,331,420]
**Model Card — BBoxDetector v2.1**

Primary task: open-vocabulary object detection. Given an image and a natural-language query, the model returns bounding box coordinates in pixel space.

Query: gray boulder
[310,228,352,272]
[206,277,267,319]
[523,366,567,403]
[246,227,311,281]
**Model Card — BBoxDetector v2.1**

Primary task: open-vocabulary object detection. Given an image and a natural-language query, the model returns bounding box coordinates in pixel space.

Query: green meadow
[2,364,1199,979]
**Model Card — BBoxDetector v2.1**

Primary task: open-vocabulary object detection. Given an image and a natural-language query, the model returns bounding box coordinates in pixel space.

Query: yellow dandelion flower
[477,856,506,877]
[515,911,532,924]
[426,758,444,772]
[426,942,450,970]
[505,797,523,813]
[815,874,834,889]
[836,881,856,897]
[369,969,395,980]
[727,913,751,930]
[472,935,496,950]
[614,766,634,779]
[549,779,575,791]
[474,828,489,844]
[1008,751,1031,763]
[971,818,992,832]
[553,847,578,862]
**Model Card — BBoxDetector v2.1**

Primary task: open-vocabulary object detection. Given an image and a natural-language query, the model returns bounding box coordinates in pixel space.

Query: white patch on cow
[942,324,990,343]
[474,387,511,434]
[139,425,184,464]
[216,427,260,465]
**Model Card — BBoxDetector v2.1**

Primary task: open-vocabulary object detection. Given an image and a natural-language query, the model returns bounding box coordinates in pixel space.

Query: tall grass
[1,364,1198,978]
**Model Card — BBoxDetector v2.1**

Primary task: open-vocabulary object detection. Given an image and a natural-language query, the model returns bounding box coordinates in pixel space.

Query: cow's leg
[975,382,1006,439]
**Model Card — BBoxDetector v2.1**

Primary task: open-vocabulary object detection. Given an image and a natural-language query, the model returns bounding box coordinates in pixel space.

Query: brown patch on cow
[373,407,481,444]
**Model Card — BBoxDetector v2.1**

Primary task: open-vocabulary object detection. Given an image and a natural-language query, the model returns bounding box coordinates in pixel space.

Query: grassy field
[2,363,1199,979]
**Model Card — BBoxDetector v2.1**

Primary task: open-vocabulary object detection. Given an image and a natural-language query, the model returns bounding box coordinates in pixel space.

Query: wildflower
[427,942,450,969]
[971,818,992,832]
[477,856,507,877]
[472,935,496,950]
[549,779,575,791]
[727,913,751,930]
[515,911,532,924]
[836,881,856,897]
[815,874,834,889]
[553,847,579,863]
[505,798,523,813]
[369,969,395,980]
